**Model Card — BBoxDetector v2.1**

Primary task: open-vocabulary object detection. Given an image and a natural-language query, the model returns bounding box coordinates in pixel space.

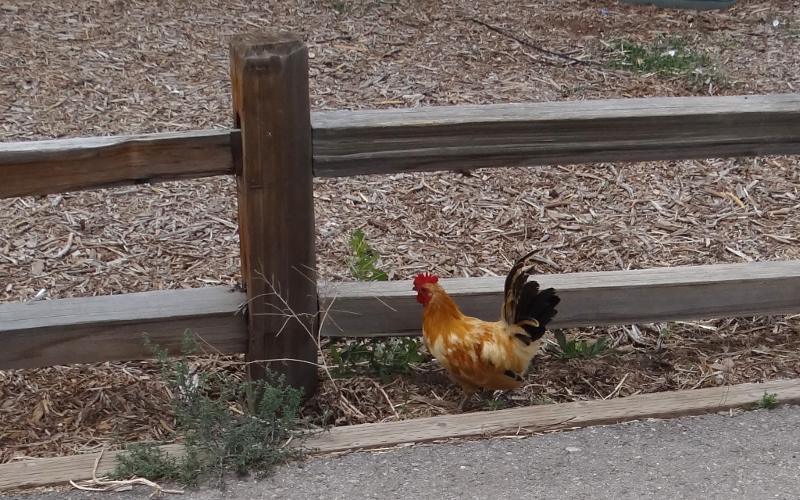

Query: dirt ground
[1,0,799,463]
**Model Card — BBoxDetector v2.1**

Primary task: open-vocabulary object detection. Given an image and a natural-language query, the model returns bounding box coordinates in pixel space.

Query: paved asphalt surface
[5,406,800,499]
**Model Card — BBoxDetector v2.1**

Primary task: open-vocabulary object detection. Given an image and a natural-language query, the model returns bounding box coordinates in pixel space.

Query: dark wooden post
[230,33,318,395]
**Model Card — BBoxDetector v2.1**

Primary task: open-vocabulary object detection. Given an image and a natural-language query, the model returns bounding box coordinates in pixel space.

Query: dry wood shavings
[2,0,800,463]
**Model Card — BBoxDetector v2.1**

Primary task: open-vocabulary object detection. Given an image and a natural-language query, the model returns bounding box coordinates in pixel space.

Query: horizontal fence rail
[312,94,800,176]
[0,287,247,369]
[0,130,236,198]
[2,94,800,198]
[320,260,800,337]
[2,261,798,369]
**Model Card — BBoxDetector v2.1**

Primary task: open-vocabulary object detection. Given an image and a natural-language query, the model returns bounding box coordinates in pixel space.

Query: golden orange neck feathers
[421,284,464,330]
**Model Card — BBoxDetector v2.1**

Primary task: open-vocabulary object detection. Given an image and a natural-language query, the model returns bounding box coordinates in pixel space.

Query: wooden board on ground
[0,130,236,198]
[320,260,800,337]
[2,379,799,491]
[312,94,800,176]
[0,287,247,369]
[306,378,800,452]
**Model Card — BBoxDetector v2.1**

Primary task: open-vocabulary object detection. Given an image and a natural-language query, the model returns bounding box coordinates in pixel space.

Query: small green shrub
[757,392,779,410]
[112,334,304,487]
[112,442,181,483]
[548,331,609,359]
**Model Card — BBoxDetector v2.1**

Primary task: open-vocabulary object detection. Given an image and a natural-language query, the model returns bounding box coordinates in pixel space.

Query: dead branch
[467,16,597,66]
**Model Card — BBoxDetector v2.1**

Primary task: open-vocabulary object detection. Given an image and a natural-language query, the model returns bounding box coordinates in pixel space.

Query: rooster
[413,250,560,410]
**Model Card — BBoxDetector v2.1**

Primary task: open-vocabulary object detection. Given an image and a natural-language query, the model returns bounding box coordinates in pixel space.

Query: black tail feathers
[504,250,560,343]
[514,281,560,341]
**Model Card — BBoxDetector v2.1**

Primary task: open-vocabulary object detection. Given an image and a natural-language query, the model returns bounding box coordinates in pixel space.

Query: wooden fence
[2,32,800,394]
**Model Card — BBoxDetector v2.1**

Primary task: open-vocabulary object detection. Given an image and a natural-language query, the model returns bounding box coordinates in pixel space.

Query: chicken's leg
[457,386,477,412]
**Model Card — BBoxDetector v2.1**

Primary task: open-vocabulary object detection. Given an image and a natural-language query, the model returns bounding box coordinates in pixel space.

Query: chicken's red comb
[413,272,439,287]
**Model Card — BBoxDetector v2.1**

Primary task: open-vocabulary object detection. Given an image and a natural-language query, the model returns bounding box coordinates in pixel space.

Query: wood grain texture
[231,33,319,393]
[320,261,800,337]
[4,94,799,198]
[0,287,246,369]
[305,378,800,453]
[4,378,800,490]
[0,130,235,198]
[311,93,800,176]
[1,261,796,369]
[0,443,184,492]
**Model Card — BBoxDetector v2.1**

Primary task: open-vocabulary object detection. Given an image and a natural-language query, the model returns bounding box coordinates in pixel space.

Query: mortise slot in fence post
[230,33,318,396]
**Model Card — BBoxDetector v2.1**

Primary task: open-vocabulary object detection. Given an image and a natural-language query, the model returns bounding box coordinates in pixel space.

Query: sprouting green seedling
[757,392,779,410]
[348,228,388,282]
[480,395,509,411]
[330,0,348,14]
[333,229,423,379]
[548,330,609,359]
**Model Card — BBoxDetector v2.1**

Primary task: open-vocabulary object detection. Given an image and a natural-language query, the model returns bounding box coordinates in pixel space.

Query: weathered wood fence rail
[1,32,800,392]
[5,93,800,198]
[2,261,799,370]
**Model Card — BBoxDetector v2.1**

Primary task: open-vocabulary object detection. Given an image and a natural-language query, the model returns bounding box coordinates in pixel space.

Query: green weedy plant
[757,392,779,410]
[330,337,424,381]
[480,396,509,411]
[330,0,348,14]
[113,442,181,483]
[348,228,389,282]
[548,330,609,360]
[328,229,423,380]
[609,37,720,84]
[112,333,304,487]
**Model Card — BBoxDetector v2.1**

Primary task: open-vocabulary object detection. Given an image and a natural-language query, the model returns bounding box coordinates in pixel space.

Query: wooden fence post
[230,33,318,395]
